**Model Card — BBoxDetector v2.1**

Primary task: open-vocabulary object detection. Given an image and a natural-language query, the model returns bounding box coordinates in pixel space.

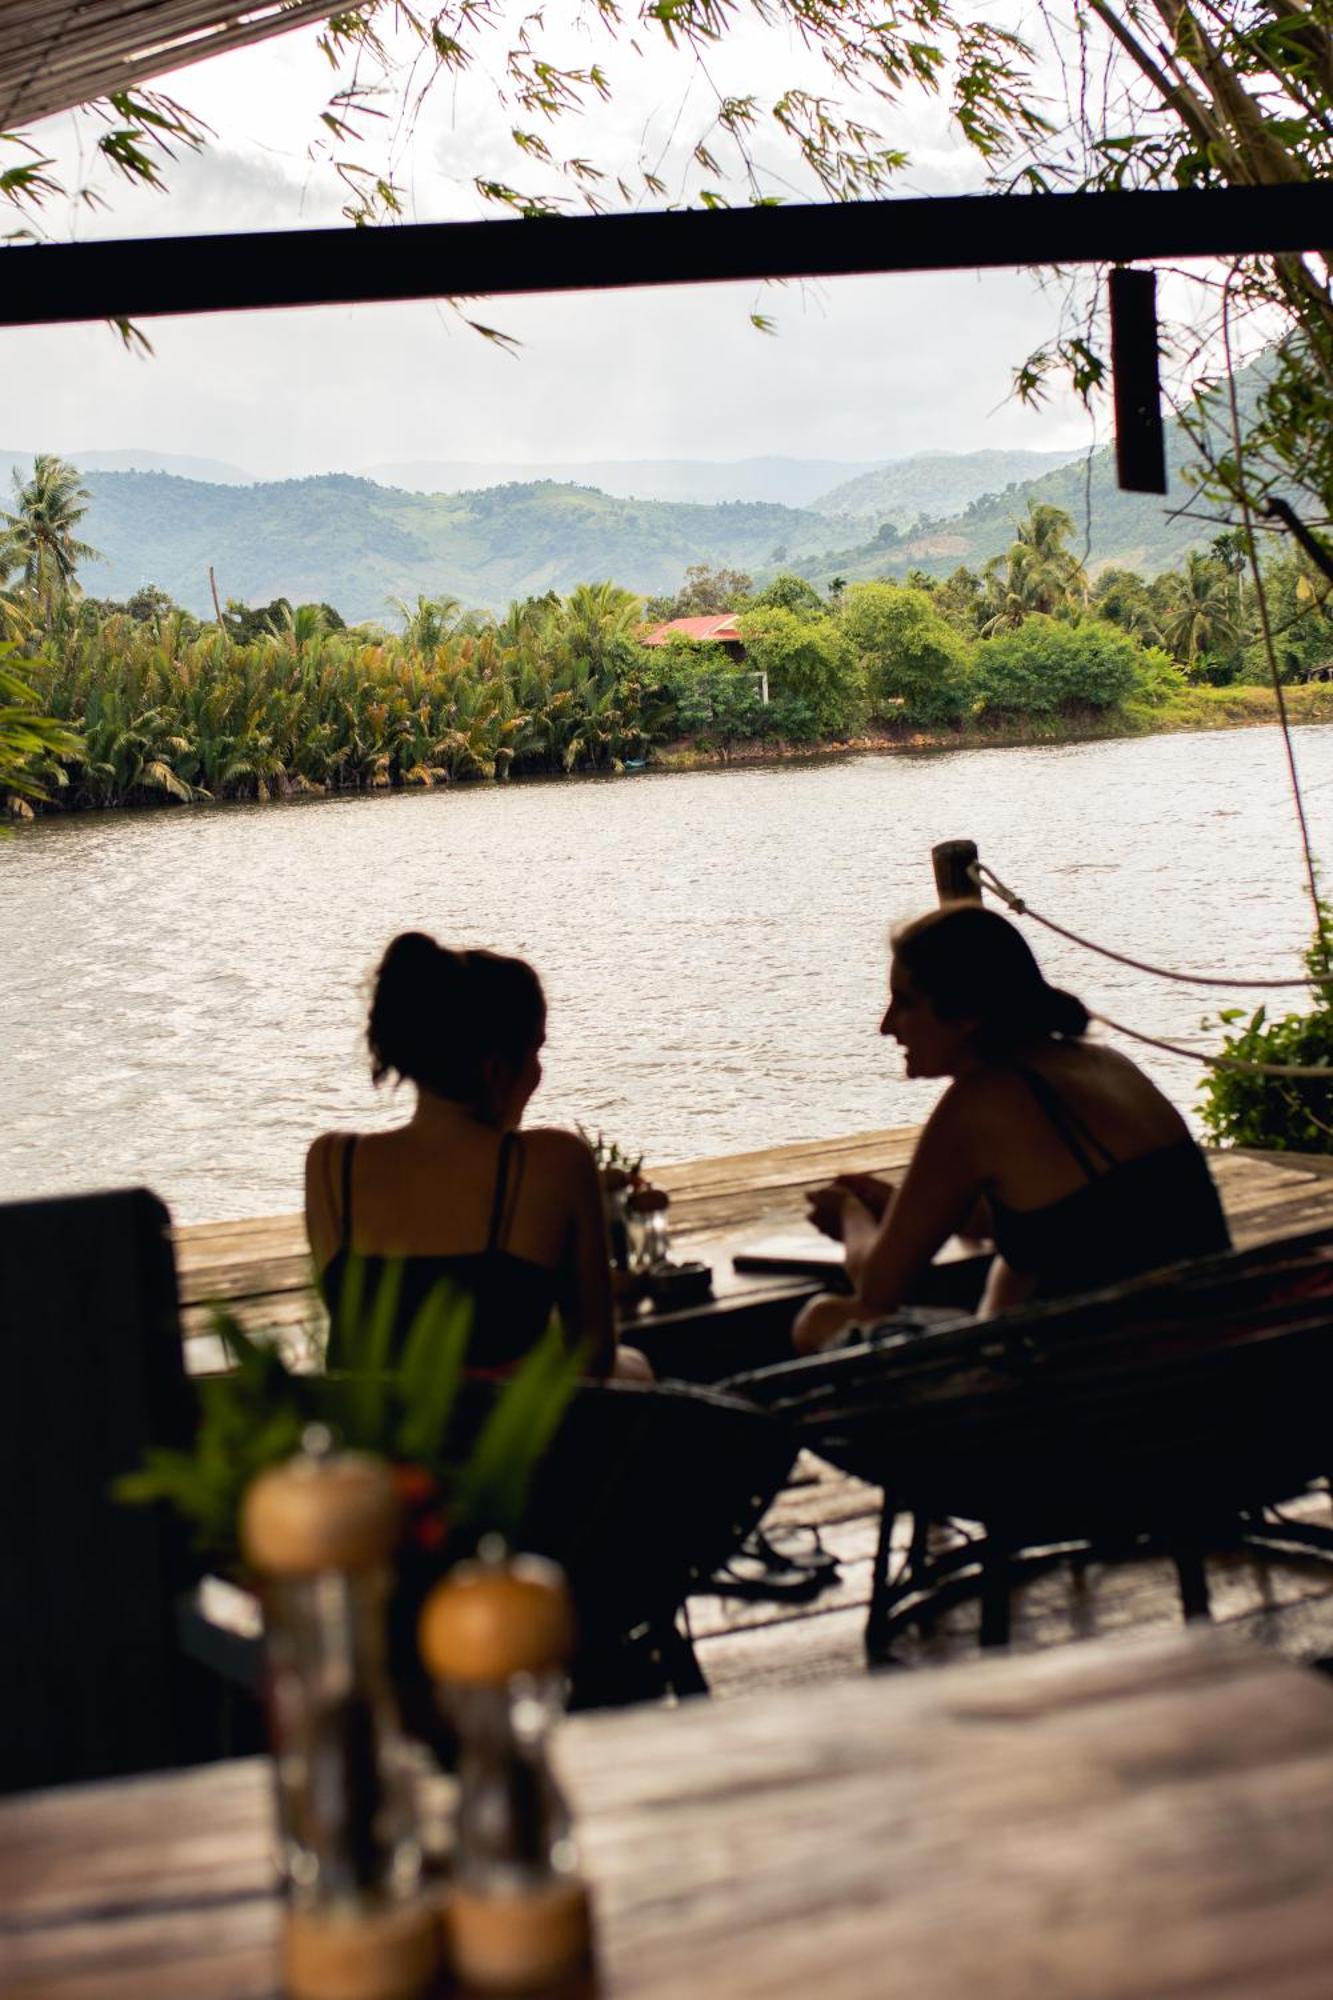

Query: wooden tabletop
[8,1628,1333,1999]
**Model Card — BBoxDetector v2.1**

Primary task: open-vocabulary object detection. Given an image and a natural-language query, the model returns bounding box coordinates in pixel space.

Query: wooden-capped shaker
[418,1553,575,1685]
[241,1445,401,1577]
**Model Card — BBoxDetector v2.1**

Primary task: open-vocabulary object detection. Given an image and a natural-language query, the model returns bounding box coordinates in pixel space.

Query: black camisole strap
[486,1132,520,1252]
[339,1134,358,1250]
[1013,1063,1118,1181]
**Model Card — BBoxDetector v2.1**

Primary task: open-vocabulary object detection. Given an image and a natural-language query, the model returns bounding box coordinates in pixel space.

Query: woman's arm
[550,1133,617,1376]
[793,1090,987,1353]
[853,1089,987,1311]
[304,1132,341,1275]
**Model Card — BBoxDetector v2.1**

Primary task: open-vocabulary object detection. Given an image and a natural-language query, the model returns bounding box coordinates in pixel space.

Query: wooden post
[932,839,981,906]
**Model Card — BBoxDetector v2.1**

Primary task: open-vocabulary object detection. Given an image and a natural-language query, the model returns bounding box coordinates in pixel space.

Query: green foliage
[973,616,1147,718]
[1197,915,1333,1156]
[0,644,82,813]
[841,582,974,725]
[737,606,865,738]
[117,1264,585,1561]
[752,572,824,617]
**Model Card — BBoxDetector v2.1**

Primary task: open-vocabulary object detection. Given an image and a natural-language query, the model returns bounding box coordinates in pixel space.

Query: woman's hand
[806,1183,852,1241]
[833,1172,894,1220]
[792,1292,859,1355]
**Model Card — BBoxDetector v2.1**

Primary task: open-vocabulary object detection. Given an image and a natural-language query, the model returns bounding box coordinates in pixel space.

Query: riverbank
[652,681,1333,771]
[11,679,1332,820]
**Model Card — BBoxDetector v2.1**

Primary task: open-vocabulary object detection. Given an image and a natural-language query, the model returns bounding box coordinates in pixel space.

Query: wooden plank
[11,1632,1333,1999]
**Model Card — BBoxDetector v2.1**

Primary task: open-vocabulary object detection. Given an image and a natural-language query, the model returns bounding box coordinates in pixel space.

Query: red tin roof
[641,615,743,646]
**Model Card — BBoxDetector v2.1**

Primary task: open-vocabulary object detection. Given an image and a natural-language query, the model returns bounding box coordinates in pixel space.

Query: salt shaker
[419,1548,593,1994]
[242,1434,441,2000]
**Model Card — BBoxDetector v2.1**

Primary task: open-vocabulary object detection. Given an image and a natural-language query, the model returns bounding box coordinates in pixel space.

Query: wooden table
[8,1628,1333,1998]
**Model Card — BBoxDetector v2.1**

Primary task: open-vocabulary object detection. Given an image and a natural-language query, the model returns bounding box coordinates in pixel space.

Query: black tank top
[989,1064,1231,1300]
[320,1130,560,1371]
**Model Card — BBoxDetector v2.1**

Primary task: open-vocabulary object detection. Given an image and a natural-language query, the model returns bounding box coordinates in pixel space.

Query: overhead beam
[1,183,1328,329]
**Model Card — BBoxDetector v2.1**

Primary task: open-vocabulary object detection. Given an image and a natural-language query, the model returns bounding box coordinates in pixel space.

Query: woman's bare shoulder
[520,1126,598,1170]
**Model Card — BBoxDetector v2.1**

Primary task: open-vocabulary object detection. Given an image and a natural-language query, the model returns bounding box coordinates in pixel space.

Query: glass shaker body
[263,1566,424,1907]
[449,1673,577,1896]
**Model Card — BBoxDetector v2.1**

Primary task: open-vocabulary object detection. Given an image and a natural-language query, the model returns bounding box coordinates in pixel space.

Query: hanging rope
[1093,1010,1330,1082]
[975,862,1319,989]
[1220,280,1330,976]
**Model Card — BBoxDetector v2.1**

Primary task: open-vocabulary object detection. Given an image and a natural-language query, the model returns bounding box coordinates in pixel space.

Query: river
[3,723,1330,1224]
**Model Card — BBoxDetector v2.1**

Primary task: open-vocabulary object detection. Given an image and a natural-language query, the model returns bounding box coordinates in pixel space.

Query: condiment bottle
[418,1549,593,1995]
[241,1431,441,2000]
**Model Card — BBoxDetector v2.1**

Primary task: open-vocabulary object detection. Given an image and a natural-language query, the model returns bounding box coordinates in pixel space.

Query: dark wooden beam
[1,183,1327,328]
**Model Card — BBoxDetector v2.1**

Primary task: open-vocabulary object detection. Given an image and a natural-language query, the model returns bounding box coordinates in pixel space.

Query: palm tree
[982,502,1088,631]
[1156,551,1243,670]
[1,456,101,626]
[390,594,464,653]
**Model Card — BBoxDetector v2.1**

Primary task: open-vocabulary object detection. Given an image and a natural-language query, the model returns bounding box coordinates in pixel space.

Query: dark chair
[0,1187,219,1792]
[728,1226,1333,1661]
[473,1377,797,1703]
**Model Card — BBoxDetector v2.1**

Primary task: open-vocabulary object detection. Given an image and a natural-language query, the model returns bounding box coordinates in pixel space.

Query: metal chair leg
[1171,1544,1212,1622]
[979,1534,1012,1648]
[865,1493,899,1665]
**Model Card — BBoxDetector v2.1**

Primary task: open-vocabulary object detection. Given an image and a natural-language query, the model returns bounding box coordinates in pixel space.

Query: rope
[975,863,1319,990]
[1093,1010,1331,1082]
[1220,281,1329,976]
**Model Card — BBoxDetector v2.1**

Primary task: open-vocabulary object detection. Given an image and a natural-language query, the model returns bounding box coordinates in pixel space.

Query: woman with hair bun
[794,903,1229,1354]
[306,932,650,1380]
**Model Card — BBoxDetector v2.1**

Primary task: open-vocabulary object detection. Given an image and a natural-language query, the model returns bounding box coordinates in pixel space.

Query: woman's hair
[367,932,545,1104]
[890,904,1089,1053]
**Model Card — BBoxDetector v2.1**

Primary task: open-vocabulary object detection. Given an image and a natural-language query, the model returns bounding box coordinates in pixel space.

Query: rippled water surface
[3,725,1331,1222]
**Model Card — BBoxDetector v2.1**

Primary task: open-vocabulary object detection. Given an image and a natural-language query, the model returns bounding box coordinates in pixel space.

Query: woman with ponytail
[306,932,650,1379]
[794,904,1229,1354]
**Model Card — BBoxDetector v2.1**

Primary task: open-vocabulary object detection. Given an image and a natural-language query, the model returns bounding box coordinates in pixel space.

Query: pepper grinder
[418,1549,593,1995]
[242,1434,441,2000]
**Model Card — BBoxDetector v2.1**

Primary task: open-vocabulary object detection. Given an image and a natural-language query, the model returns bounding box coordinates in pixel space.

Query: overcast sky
[2,9,1105,480]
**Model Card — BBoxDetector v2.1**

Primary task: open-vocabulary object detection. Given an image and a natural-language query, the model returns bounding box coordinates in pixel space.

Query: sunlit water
[3,724,1330,1223]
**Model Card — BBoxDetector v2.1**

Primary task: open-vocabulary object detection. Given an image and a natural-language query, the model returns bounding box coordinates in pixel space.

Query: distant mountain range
[0,446,255,486]
[362,457,885,509]
[5,429,1220,620]
[72,474,859,620]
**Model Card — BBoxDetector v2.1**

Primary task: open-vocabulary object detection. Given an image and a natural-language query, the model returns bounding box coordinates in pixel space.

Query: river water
[3,724,1330,1224]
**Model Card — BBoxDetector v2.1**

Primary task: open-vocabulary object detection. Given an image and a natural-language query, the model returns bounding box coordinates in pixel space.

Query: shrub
[840,582,973,726]
[974,615,1145,716]
[1197,915,1333,1154]
[737,607,866,738]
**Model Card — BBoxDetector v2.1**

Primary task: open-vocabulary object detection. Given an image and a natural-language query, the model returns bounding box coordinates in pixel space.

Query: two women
[795,903,1230,1353]
[308,904,1228,1376]
[306,931,649,1380]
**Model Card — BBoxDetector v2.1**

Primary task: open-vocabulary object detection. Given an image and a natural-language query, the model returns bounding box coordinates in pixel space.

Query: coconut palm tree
[981,502,1088,631]
[1,456,101,627]
[1156,551,1243,672]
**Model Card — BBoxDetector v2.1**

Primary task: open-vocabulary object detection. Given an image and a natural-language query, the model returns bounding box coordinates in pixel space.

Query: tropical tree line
[3,461,1331,817]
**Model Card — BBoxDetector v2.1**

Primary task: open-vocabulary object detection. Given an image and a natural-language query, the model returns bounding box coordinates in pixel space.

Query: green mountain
[76,472,863,621]
[788,424,1224,587]
[810,448,1085,524]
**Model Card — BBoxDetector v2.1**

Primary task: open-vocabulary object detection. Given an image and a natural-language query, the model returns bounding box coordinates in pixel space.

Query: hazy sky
[3,10,1104,479]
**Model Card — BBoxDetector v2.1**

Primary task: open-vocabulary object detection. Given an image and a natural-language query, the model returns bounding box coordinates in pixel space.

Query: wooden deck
[175,1135,1333,1696]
